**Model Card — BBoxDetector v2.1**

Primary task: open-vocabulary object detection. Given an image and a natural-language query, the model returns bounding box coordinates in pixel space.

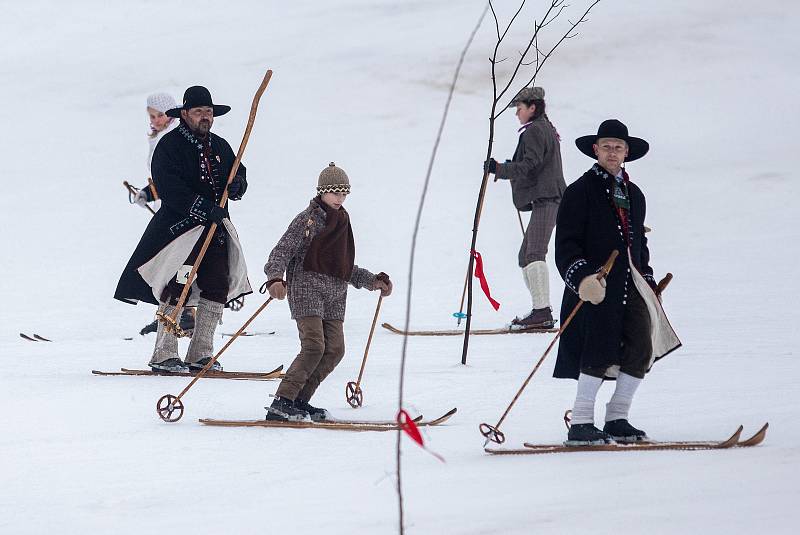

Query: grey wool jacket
[264,200,377,320]
[496,115,566,211]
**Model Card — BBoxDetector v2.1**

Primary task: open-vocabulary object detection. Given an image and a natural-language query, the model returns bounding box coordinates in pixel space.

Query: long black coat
[553,164,658,379]
[114,125,246,306]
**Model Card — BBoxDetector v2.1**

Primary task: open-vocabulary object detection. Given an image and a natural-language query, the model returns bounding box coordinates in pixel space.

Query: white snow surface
[1,1,799,533]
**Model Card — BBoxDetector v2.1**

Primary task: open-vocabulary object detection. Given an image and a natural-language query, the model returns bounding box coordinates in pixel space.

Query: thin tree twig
[459,0,602,364]
[495,0,601,119]
[396,6,490,533]
[494,2,560,104]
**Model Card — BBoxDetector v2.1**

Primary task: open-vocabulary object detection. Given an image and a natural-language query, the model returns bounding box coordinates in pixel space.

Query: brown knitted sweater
[264,200,376,320]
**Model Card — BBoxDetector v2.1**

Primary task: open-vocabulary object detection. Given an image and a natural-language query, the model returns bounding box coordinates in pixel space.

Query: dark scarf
[303,197,355,281]
[594,164,632,246]
[614,168,632,244]
[178,123,226,203]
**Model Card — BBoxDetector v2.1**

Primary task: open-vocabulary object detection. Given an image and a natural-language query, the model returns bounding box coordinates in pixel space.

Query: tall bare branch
[459,0,602,365]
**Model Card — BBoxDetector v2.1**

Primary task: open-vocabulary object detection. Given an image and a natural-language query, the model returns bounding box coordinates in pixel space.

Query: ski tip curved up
[738,423,768,447]
[484,423,768,456]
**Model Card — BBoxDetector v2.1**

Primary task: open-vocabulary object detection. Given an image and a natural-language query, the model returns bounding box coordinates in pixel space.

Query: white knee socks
[605,372,642,422]
[571,373,604,425]
[523,261,551,310]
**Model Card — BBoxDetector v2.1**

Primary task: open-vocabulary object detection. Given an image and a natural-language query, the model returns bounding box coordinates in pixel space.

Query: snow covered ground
[1,1,798,533]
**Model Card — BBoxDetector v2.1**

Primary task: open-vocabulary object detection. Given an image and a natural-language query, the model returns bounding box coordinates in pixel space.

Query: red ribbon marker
[397,409,445,463]
[471,250,500,311]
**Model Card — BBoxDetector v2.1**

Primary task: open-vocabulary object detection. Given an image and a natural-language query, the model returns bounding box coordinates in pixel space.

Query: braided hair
[524,99,560,142]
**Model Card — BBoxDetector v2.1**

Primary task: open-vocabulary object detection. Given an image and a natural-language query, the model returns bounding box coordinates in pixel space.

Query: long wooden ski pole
[479,250,619,445]
[345,295,384,408]
[156,296,275,422]
[157,70,273,336]
[454,173,491,328]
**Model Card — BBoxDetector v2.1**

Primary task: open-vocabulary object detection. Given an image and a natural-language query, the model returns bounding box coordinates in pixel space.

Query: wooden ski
[199,408,457,431]
[485,424,768,455]
[381,323,557,336]
[91,365,284,381]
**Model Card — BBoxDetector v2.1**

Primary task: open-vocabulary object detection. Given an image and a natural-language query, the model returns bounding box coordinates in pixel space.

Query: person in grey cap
[262,162,393,422]
[484,86,566,329]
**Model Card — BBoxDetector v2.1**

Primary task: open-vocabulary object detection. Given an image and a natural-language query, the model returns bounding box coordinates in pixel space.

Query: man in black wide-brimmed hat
[115,86,252,373]
[554,119,681,445]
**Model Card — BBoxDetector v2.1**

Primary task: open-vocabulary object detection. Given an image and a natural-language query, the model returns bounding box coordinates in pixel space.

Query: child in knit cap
[263,162,392,421]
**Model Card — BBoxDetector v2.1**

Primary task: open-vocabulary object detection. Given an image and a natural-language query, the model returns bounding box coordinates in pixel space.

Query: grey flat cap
[508,86,545,108]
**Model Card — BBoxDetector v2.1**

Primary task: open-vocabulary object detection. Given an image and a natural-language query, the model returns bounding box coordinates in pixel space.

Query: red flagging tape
[397,409,445,463]
[471,250,500,310]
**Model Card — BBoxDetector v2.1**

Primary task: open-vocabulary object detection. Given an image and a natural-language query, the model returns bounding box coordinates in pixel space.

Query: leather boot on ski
[150,358,189,373]
[603,419,648,443]
[511,307,556,329]
[265,396,310,422]
[188,357,222,372]
[517,262,556,329]
[294,399,331,422]
[565,423,615,446]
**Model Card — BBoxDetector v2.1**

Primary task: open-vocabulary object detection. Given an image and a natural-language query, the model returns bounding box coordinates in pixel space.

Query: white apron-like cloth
[606,249,682,378]
[137,219,252,305]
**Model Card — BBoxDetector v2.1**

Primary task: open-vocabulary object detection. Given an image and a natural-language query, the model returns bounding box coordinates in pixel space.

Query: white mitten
[133,189,149,208]
[268,281,287,300]
[578,274,606,305]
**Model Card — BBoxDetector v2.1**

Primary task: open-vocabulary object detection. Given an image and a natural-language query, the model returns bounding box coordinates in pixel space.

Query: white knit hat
[147,92,177,114]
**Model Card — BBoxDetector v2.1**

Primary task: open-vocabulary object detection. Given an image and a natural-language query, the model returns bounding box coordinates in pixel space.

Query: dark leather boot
[511,307,555,329]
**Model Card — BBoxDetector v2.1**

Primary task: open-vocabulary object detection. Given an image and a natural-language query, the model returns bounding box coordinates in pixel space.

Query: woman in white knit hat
[133,92,194,337]
[132,92,179,211]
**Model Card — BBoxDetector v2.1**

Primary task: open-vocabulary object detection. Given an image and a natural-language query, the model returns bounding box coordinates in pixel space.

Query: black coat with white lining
[114,125,246,306]
[553,164,658,379]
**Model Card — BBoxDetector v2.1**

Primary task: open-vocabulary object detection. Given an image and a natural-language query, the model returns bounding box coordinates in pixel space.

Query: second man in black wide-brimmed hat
[114,85,252,373]
[553,119,681,445]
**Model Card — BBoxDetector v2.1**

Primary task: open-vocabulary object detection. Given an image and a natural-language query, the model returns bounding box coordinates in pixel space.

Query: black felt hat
[166,86,231,118]
[575,119,649,162]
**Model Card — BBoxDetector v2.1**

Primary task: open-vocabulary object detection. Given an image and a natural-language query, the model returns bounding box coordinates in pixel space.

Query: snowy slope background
[1,1,798,533]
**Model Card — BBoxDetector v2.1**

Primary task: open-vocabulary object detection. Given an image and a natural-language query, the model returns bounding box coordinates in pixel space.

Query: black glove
[138,184,155,202]
[209,205,228,225]
[227,174,247,201]
[376,272,391,285]
[194,197,227,224]
[483,158,497,175]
